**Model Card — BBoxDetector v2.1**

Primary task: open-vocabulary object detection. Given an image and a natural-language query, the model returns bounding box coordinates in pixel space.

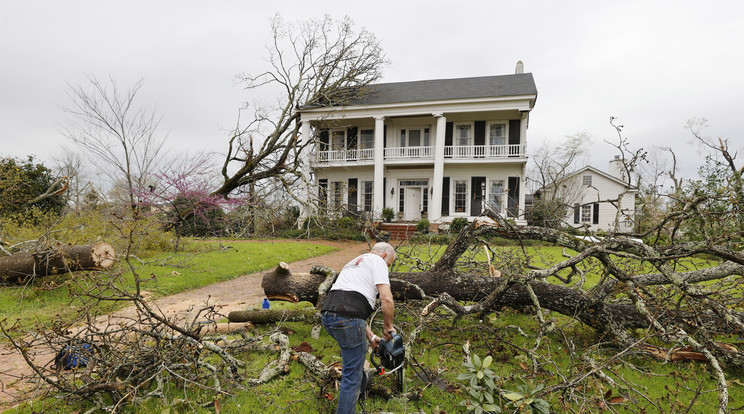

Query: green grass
[11,303,740,413]
[4,241,740,413]
[0,240,335,327]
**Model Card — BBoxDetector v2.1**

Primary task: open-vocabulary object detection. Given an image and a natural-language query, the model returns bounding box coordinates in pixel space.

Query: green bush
[382,207,394,223]
[449,217,470,234]
[0,155,66,218]
[416,218,430,233]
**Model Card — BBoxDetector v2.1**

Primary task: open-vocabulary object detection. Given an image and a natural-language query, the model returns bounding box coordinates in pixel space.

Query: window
[331,130,345,151]
[360,129,374,149]
[455,124,472,146]
[398,187,405,213]
[423,188,428,213]
[582,175,592,186]
[362,181,373,212]
[454,180,467,213]
[332,181,344,210]
[488,123,506,146]
[400,128,430,147]
[488,180,505,213]
[581,204,592,223]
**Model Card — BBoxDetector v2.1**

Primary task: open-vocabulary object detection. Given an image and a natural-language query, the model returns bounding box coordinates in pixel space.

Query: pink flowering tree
[136,154,244,236]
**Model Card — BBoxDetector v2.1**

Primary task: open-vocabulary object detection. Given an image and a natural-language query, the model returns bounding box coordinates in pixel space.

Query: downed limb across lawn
[261,210,744,373]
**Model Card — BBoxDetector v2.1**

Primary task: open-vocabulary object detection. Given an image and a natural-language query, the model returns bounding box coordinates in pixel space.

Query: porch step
[376,223,418,240]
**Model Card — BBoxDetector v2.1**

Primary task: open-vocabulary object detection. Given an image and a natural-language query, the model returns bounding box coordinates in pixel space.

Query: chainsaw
[369,332,405,390]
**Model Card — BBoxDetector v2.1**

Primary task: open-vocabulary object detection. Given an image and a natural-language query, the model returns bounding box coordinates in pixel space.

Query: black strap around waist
[321,290,374,320]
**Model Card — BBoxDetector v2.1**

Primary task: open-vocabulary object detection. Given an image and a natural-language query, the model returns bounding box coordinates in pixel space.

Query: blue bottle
[262,297,270,310]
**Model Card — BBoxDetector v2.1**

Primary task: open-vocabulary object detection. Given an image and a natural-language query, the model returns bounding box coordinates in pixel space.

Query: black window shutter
[508,120,520,145]
[474,121,486,146]
[445,122,453,146]
[319,179,328,213]
[348,178,358,212]
[383,125,387,148]
[347,127,358,150]
[593,203,599,225]
[383,177,387,209]
[574,204,580,224]
[319,129,329,151]
[441,177,450,216]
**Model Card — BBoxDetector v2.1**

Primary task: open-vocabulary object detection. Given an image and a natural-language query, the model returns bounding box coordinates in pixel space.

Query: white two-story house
[297,68,537,227]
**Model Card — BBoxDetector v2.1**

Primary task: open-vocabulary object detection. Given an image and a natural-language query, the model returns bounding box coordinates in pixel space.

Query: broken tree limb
[227,309,318,324]
[261,260,743,334]
[0,242,116,283]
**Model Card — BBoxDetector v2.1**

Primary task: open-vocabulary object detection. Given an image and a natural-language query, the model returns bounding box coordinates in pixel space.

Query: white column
[429,113,446,222]
[297,120,313,226]
[373,116,385,220]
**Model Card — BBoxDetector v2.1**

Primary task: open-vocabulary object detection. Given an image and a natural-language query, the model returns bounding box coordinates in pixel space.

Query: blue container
[262,297,270,310]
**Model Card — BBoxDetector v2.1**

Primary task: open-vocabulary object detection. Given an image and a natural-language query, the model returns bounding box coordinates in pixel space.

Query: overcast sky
[2,0,742,183]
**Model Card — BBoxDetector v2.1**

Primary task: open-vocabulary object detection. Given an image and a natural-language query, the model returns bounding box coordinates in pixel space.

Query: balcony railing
[312,144,524,164]
[384,146,433,159]
[444,144,524,158]
[315,148,375,163]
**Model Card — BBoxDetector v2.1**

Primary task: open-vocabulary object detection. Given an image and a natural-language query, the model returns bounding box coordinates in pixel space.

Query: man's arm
[377,283,395,339]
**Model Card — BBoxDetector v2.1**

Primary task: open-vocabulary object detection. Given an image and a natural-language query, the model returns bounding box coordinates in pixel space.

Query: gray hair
[371,242,396,261]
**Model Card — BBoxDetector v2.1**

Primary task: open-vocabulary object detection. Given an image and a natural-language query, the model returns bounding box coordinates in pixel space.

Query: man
[321,242,396,414]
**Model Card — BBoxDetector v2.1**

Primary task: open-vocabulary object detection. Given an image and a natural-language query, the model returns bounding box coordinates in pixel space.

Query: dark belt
[322,310,359,319]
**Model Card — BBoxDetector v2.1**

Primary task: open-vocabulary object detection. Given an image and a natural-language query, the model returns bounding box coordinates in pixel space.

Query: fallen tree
[261,211,744,376]
[0,242,116,283]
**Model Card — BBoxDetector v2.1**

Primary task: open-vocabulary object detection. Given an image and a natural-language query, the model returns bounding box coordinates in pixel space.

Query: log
[227,309,318,324]
[261,266,738,333]
[0,242,116,283]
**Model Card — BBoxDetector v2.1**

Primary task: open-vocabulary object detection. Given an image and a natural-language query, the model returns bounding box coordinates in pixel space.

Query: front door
[404,187,421,221]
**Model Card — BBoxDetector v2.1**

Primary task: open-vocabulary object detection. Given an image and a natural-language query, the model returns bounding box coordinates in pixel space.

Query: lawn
[5,240,741,413]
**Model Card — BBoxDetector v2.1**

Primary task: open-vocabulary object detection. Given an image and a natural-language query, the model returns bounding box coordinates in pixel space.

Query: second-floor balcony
[311,144,525,165]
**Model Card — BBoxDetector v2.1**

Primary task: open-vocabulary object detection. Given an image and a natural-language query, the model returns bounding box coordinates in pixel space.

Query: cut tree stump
[0,242,116,283]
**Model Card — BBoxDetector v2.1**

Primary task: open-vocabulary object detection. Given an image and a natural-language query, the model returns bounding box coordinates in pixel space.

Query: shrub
[416,218,430,233]
[449,217,470,234]
[166,194,226,237]
[382,207,394,223]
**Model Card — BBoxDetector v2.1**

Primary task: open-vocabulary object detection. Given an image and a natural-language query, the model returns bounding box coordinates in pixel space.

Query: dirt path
[0,239,370,411]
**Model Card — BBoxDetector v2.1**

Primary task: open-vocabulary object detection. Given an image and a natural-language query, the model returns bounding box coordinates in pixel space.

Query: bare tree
[60,75,166,210]
[211,15,387,199]
[527,132,593,228]
[53,147,93,212]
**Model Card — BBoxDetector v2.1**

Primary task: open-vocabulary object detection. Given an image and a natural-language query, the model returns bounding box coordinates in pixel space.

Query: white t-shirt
[330,253,390,309]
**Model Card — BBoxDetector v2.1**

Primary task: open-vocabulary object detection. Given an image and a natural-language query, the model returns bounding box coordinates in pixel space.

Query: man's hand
[370,334,382,348]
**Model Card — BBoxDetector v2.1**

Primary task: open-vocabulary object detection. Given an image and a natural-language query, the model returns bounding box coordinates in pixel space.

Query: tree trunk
[261,265,736,333]
[0,242,116,283]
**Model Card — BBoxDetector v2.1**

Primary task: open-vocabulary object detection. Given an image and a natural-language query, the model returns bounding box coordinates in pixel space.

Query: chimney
[515,60,524,74]
[608,155,625,179]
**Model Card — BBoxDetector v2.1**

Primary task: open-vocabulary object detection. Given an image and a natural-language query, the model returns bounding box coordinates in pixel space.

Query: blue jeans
[321,313,368,414]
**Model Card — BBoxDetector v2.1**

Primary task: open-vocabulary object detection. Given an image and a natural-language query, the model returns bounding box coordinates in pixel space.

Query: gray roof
[302,73,537,109]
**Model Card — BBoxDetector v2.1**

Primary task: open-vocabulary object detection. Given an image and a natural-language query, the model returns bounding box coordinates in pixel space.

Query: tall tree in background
[61,76,166,210]
[211,15,387,199]
[678,117,744,241]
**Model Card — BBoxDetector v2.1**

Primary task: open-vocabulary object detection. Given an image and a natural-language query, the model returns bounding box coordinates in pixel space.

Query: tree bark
[261,265,739,333]
[0,242,116,283]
